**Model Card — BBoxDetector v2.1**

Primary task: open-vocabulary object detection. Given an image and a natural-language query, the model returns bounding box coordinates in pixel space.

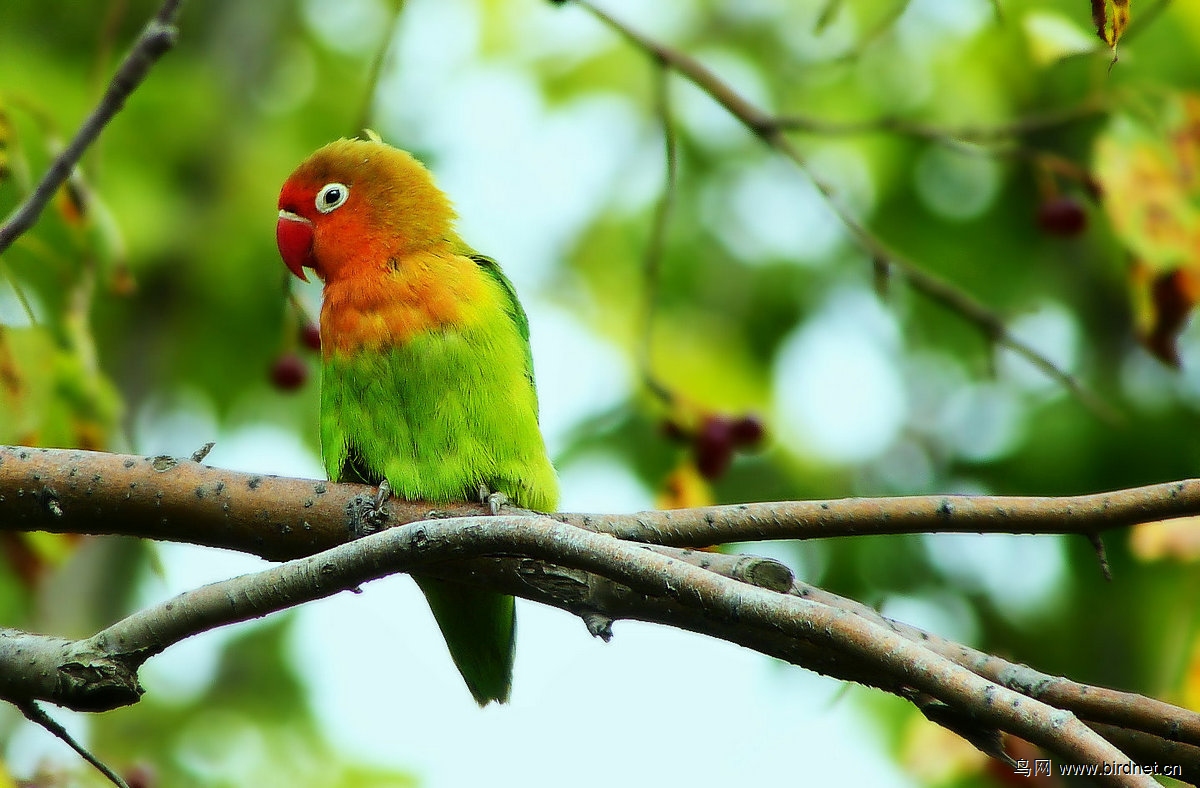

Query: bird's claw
[374,479,392,511]
[352,479,392,537]
[477,483,508,515]
[487,492,508,516]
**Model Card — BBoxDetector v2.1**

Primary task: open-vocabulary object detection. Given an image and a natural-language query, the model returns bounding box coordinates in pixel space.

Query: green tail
[413,576,515,705]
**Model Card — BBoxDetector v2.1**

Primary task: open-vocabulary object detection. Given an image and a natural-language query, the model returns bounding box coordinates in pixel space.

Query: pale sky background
[4,0,1078,785]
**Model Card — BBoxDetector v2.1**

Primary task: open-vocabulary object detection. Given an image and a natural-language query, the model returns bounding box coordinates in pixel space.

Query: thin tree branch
[0,627,143,712]
[637,62,678,406]
[793,581,1200,749]
[0,0,184,258]
[774,100,1107,146]
[18,701,130,788]
[823,0,910,66]
[354,0,405,134]
[1086,722,1200,784]
[575,0,1117,421]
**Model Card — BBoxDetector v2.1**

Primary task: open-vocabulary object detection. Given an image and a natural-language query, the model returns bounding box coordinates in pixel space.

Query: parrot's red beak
[277,210,315,282]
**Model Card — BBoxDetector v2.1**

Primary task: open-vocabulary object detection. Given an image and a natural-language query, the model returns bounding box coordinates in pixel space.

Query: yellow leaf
[1130,516,1200,561]
[1112,0,1131,46]
[1095,93,1200,363]
[900,714,988,785]
[0,532,82,589]
[1129,262,1200,366]
[1091,0,1131,52]
[658,461,715,510]
[1181,636,1200,710]
[0,106,11,185]
[0,325,122,449]
[54,173,88,228]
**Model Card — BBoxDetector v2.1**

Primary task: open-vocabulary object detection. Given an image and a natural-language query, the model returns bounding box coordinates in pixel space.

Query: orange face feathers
[276,138,457,284]
[277,137,496,356]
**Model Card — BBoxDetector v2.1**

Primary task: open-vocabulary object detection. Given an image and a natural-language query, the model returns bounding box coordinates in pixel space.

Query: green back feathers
[463,248,537,397]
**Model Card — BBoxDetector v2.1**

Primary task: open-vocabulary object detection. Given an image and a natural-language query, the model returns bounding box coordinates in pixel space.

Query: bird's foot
[487,492,509,516]
[477,482,509,516]
[352,479,392,537]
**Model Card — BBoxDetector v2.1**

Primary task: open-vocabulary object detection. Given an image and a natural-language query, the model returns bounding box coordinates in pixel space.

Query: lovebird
[276,136,559,705]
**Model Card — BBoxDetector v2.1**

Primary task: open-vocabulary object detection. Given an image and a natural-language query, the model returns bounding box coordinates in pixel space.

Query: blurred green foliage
[3,0,1200,785]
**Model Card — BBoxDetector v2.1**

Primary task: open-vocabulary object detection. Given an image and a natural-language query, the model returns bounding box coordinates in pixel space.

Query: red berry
[270,353,308,391]
[693,415,736,479]
[730,414,765,447]
[300,321,321,351]
[1036,196,1087,237]
[125,764,157,788]
[301,322,322,352]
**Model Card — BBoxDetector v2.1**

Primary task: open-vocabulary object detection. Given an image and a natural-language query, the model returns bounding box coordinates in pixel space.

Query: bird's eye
[315,182,350,214]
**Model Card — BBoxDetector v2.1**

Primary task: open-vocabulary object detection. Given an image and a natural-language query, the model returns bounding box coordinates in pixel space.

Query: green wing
[463,249,539,413]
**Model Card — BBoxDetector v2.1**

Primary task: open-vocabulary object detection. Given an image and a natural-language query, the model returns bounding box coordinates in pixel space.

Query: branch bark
[4,447,1199,556]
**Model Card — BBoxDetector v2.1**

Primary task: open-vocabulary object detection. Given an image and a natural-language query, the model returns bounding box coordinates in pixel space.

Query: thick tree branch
[1,513,1159,786]
[0,0,184,257]
[3,447,1199,783]
[4,447,1200,555]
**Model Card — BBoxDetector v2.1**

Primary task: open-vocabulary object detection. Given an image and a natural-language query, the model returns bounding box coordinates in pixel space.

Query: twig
[189,441,215,464]
[1088,532,1113,580]
[577,0,1116,421]
[1086,723,1200,784]
[774,100,1107,146]
[0,0,184,258]
[19,701,130,788]
[638,63,678,405]
[0,263,37,324]
[824,0,910,66]
[354,0,406,134]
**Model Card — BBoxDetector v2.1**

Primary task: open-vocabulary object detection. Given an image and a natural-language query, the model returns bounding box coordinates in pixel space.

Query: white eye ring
[315,182,350,214]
